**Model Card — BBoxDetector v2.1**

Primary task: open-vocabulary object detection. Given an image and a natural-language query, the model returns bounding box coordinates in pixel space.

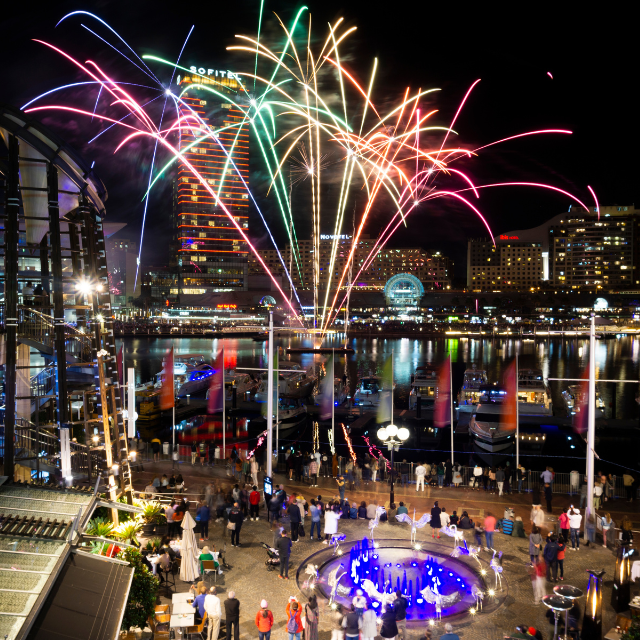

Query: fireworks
[24,9,598,339]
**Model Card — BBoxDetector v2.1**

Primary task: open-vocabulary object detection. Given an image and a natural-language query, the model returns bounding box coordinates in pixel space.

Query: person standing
[377,455,386,483]
[444,459,453,487]
[309,457,319,487]
[496,467,505,496]
[380,605,398,640]
[323,504,340,543]
[286,600,303,640]
[228,502,244,547]
[205,587,222,640]
[544,483,553,513]
[415,463,426,492]
[394,590,408,640]
[472,465,483,490]
[530,504,545,536]
[249,485,261,521]
[305,596,319,640]
[439,623,460,640]
[361,604,377,640]
[543,534,560,582]
[276,529,292,579]
[517,464,525,493]
[568,508,582,550]
[310,500,322,541]
[288,499,302,542]
[489,467,496,494]
[541,467,553,485]
[580,477,588,509]
[191,441,198,465]
[529,526,542,566]
[342,605,362,640]
[594,481,603,510]
[602,512,615,548]
[400,460,410,487]
[437,463,445,488]
[255,599,274,640]
[199,440,207,466]
[484,512,497,551]
[196,500,211,541]
[251,457,259,487]
[337,475,346,502]
[559,508,570,541]
[585,514,596,547]
[430,501,442,539]
[556,535,567,581]
[623,473,635,501]
[224,591,240,640]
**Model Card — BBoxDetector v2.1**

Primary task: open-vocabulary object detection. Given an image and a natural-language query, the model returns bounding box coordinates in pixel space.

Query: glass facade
[173,71,250,293]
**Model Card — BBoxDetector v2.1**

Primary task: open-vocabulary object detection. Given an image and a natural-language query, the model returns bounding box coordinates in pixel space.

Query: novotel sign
[188,66,241,82]
[320,234,352,240]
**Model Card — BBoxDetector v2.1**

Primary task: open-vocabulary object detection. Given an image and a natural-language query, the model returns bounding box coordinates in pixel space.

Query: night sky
[1,2,637,280]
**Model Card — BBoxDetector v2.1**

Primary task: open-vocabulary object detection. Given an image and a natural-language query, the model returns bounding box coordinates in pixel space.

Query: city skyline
[1,1,637,287]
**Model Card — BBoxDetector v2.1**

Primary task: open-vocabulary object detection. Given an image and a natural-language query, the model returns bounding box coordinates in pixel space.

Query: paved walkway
[133,460,637,640]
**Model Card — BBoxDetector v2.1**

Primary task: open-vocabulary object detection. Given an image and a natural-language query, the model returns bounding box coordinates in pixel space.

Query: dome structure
[383,273,424,308]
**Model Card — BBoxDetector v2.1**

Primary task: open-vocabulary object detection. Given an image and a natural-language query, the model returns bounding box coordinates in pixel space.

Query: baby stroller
[262,542,280,570]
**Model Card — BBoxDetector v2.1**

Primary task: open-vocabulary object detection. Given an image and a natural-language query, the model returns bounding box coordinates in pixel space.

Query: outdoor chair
[185,611,208,639]
[148,615,170,639]
[201,559,217,587]
[161,560,177,593]
[155,604,169,615]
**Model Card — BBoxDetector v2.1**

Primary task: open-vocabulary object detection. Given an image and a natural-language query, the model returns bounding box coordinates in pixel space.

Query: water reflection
[118,334,640,419]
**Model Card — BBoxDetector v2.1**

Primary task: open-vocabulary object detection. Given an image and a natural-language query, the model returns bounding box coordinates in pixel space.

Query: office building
[172,66,250,296]
[249,235,452,291]
[467,204,640,292]
[106,235,140,307]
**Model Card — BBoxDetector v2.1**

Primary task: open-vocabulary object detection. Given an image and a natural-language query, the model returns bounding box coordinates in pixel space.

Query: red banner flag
[502,359,518,431]
[208,350,224,414]
[572,368,590,434]
[434,357,451,428]
[159,347,174,410]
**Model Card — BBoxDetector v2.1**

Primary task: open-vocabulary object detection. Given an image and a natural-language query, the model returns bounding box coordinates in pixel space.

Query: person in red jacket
[250,485,261,521]
[255,599,274,640]
[285,598,303,640]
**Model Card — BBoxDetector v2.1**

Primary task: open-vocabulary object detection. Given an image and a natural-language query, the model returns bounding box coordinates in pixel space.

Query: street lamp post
[377,424,409,505]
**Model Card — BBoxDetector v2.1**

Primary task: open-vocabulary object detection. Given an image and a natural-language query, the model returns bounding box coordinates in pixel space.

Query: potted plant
[85,517,115,538]
[140,500,165,535]
[114,517,143,547]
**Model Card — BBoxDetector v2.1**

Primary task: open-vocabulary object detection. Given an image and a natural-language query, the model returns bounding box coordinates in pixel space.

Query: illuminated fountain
[297,538,502,621]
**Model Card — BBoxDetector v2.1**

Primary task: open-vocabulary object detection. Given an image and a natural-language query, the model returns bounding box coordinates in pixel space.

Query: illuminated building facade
[249,235,452,291]
[106,235,140,307]
[172,66,250,295]
[467,204,640,292]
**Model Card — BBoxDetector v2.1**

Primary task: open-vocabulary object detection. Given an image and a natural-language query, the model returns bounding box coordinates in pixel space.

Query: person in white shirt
[250,457,259,487]
[568,508,582,550]
[204,586,222,640]
[440,507,451,534]
[323,507,340,543]
[415,464,426,492]
[366,500,378,520]
[472,465,483,490]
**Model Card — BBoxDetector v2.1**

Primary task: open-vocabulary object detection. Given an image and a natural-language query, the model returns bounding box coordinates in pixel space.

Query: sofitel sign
[188,66,241,82]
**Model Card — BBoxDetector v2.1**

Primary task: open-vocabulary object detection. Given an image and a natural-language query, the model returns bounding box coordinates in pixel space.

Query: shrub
[118,547,159,630]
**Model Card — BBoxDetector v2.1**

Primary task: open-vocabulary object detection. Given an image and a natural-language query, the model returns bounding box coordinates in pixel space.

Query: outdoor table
[170,614,194,628]
[172,592,192,604]
[604,629,622,640]
[172,602,195,615]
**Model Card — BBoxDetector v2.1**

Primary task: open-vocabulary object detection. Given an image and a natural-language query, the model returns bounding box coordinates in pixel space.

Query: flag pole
[391,349,394,424]
[267,311,274,478]
[450,351,454,464]
[586,313,596,529]
[222,346,226,461]
[516,351,520,468]
[331,349,335,451]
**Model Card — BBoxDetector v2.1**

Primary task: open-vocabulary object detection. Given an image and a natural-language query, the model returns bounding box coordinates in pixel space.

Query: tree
[118,547,160,630]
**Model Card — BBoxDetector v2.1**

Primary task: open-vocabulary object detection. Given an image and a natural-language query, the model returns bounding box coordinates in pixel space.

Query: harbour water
[118,334,640,473]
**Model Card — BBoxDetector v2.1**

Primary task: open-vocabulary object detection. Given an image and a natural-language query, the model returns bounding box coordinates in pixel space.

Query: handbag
[227,521,236,530]
[298,523,306,537]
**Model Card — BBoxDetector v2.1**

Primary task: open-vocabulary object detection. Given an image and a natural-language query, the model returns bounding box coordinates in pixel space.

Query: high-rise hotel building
[172,66,250,297]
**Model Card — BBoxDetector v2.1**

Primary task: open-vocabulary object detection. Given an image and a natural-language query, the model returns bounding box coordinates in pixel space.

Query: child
[352,590,366,616]
[474,522,484,548]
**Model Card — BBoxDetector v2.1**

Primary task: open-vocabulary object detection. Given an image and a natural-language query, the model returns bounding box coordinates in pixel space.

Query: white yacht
[456,368,488,413]
[408,365,438,410]
[469,392,516,452]
[517,369,553,416]
[353,376,384,408]
[255,363,317,400]
[155,354,216,397]
[562,385,605,419]
[206,370,259,402]
[314,377,349,408]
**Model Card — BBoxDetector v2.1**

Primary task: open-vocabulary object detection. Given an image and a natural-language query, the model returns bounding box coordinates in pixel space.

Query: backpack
[287,611,298,633]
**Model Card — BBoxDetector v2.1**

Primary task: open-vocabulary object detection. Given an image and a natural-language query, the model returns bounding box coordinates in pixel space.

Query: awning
[24,552,133,640]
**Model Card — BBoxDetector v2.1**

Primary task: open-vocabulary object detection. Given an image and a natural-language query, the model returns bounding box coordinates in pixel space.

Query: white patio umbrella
[180,511,200,583]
